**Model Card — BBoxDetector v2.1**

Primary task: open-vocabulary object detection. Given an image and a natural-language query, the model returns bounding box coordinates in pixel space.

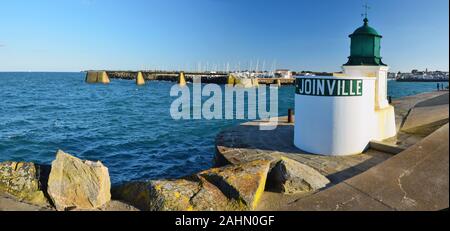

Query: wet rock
[199,160,271,210]
[112,176,245,211]
[47,150,111,211]
[268,157,330,194]
[0,162,49,206]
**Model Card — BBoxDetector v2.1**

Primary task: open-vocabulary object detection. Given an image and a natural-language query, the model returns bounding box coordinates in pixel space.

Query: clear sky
[0,0,448,72]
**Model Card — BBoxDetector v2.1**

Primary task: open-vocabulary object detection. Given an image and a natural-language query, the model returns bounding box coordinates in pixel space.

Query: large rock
[113,160,271,211]
[268,157,330,194]
[47,150,111,211]
[113,176,245,211]
[0,162,49,206]
[199,160,271,210]
[113,178,198,211]
[189,175,245,211]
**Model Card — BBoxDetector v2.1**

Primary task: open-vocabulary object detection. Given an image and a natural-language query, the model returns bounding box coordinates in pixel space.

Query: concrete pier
[259,78,294,85]
[215,91,449,211]
[87,70,295,85]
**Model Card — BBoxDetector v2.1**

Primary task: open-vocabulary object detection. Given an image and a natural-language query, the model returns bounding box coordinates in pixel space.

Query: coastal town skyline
[0,0,448,72]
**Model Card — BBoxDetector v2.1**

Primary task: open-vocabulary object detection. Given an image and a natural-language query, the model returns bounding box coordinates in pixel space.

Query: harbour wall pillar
[178,72,187,87]
[136,72,145,85]
[85,71,110,84]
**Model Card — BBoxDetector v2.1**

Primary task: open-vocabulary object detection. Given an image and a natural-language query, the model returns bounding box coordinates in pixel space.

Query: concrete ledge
[288,123,449,211]
[369,141,405,155]
[402,104,449,134]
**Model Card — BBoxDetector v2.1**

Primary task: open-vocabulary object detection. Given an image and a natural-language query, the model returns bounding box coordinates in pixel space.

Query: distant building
[396,69,449,82]
[275,69,292,79]
[388,72,397,79]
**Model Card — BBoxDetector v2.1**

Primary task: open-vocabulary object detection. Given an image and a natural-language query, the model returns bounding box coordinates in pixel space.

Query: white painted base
[372,105,397,141]
[294,63,398,156]
[342,65,397,141]
[294,76,376,156]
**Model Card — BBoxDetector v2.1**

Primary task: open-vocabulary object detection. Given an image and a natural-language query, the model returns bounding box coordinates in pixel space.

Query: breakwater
[106,71,229,84]
[91,71,295,85]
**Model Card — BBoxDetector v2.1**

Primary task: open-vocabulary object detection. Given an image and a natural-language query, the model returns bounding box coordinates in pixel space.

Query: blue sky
[0,0,448,72]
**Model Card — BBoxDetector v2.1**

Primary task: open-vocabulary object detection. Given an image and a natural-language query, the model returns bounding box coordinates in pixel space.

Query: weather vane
[362,2,371,19]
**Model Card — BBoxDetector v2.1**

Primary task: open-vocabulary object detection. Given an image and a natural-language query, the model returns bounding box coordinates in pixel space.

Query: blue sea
[0,72,447,184]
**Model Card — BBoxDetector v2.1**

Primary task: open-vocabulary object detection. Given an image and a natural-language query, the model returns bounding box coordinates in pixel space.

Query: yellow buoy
[136,71,145,85]
[179,71,187,87]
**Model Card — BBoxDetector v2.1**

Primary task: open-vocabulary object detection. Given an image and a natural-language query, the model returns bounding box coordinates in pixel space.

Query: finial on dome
[363,17,369,25]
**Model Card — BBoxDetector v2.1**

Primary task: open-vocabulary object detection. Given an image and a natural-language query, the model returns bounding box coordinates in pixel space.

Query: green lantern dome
[344,18,386,66]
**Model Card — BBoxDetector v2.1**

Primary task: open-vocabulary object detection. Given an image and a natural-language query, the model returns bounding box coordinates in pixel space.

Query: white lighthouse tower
[342,16,397,141]
[294,16,397,156]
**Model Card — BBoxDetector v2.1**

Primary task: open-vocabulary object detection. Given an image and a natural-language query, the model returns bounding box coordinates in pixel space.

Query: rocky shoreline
[0,150,139,211]
[1,149,329,211]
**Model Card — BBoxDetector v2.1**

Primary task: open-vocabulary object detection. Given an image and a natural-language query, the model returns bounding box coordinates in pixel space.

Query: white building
[294,17,397,156]
[275,69,292,79]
